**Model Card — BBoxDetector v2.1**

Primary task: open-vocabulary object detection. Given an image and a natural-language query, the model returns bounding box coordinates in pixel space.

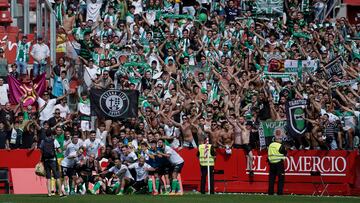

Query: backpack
[42,137,55,159]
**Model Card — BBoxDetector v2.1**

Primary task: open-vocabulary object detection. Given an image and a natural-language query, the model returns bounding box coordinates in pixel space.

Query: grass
[0,194,360,203]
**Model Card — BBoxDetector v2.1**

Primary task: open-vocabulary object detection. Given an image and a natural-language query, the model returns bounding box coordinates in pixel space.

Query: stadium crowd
[0,0,360,196]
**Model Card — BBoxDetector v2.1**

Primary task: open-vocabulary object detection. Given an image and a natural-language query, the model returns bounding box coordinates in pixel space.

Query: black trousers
[200,166,214,194]
[268,161,285,195]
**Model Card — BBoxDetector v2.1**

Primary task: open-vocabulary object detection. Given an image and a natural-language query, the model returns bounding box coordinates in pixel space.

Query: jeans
[182,6,195,16]
[16,61,28,75]
[33,63,46,78]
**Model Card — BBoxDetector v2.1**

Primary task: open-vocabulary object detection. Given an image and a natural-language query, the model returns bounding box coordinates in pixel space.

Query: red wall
[1,149,359,195]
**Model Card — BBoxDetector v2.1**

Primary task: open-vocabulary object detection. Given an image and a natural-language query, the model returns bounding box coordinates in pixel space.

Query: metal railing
[324,0,341,20]
[18,0,57,66]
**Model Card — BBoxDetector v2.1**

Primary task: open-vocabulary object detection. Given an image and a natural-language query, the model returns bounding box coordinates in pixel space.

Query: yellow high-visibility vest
[268,142,285,164]
[199,144,215,166]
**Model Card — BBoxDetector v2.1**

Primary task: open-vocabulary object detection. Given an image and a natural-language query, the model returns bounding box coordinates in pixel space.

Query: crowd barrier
[0,149,359,195]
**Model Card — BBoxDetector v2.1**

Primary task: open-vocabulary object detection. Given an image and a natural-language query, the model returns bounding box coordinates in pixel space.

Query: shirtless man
[230,117,254,176]
[205,121,222,148]
[163,114,197,148]
[217,122,234,149]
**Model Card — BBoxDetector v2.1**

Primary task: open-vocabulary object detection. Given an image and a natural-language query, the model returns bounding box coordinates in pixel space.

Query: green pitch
[0,194,360,203]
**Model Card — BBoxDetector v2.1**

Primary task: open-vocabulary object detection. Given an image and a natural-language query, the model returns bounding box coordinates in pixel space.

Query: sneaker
[47,194,53,197]
[89,190,96,195]
[175,192,183,196]
[169,192,176,196]
[153,192,159,195]
[116,192,124,196]
[160,192,169,196]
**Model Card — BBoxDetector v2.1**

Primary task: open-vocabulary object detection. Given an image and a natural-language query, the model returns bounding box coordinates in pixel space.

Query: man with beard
[165,114,197,148]
[157,139,184,195]
[61,134,84,195]
[128,157,155,193]
[217,121,234,154]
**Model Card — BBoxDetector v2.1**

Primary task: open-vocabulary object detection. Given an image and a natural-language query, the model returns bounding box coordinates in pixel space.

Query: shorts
[233,144,252,154]
[183,140,197,148]
[61,166,74,178]
[158,164,171,176]
[44,159,60,179]
[80,120,92,132]
[81,174,96,183]
[172,162,184,173]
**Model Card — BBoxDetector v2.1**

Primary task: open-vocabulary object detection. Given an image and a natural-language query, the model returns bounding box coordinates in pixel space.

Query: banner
[259,120,287,149]
[255,0,283,15]
[8,73,46,107]
[89,89,139,119]
[264,52,286,72]
[286,99,307,137]
[323,56,343,81]
[285,60,318,73]
[330,77,360,88]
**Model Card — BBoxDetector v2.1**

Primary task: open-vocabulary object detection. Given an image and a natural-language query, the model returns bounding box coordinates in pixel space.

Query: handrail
[35,0,57,67]
[324,0,341,21]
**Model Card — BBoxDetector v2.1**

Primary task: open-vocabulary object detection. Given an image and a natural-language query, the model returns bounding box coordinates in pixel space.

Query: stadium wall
[0,149,359,195]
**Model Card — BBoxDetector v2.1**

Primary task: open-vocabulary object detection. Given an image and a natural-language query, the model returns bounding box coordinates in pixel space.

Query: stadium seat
[0,0,10,9]
[6,26,19,34]
[0,26,5,33]
[311,171,329,196]
[0,168,10,194]
[30,0,37,9]
[0,10,12,24]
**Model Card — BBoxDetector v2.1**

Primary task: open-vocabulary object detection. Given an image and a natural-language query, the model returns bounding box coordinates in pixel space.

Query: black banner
[286,99,307,137]
[323,56,343,81]
[90,88,139,119]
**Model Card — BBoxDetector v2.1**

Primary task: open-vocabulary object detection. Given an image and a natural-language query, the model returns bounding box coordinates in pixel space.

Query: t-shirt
[38,98,57,121]
[225,7,239,23]
[109,164,133,180]
[164,146,184,165]
[0,84,9,105]
[122,151,138,164]
[65,140,84,157]
[54,104,70,119]
[320,109,339,123]
[96,129,108,146]
[21,130,35,149]
[128,162,152,181]
[61,151,78,168]
[83,138,104,158]
[258,101,271,121]
[39,138,60,160]
[55,134,65,158]
[0,130,10,149]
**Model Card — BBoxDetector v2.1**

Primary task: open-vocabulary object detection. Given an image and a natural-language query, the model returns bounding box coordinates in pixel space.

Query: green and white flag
[330,78,360,88]
[284,60,318,79]
[255,0,283,15]
[259,120,287,149]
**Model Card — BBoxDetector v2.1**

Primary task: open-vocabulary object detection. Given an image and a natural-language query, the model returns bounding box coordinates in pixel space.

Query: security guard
[197,138,216,194]
[267,135,287,195]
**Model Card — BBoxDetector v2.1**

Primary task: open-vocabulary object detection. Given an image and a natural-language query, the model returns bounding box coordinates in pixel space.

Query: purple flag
[8,73,47,107]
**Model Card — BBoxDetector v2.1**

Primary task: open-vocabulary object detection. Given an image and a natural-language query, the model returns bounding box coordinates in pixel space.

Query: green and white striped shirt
[16,41,31,62]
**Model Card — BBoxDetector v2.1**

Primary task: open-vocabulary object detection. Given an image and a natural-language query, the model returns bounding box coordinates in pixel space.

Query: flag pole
[206,137,210,195]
